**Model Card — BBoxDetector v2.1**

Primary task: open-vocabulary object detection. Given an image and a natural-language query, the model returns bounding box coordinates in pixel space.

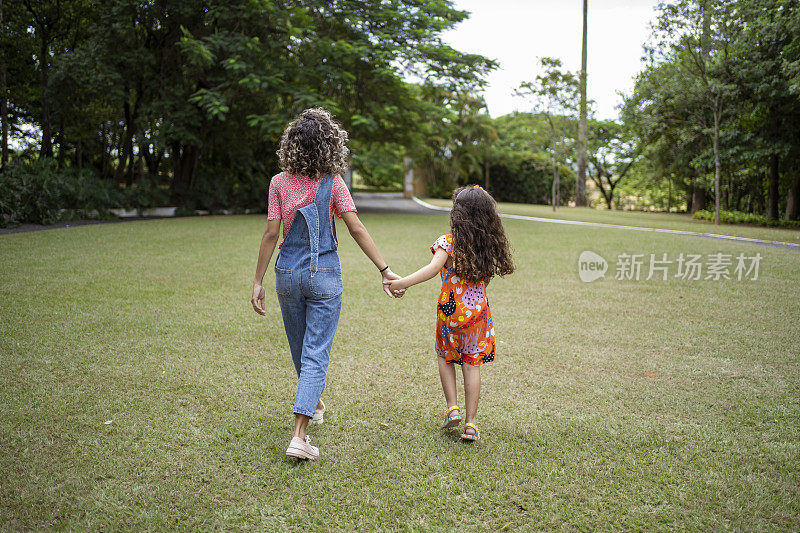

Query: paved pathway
[352,192,438,215]
[0,216,165,235]
[413,197,800,251]
[3,192,798,251]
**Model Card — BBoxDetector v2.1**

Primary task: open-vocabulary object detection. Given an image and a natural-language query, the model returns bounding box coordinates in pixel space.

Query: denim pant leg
[293,293,342,417]
[277,289,306,378]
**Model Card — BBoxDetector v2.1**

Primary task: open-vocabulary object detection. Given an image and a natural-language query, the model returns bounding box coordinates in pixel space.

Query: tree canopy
[1,0,494,213]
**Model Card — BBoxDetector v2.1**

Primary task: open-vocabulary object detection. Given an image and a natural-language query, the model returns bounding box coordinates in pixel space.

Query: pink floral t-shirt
[267,172,357,242]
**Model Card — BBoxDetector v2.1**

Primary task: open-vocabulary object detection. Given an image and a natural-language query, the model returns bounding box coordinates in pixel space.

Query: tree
[487,112,568,205]
[4,0,497,214]
[517,58,580,211]
[586,119,640,209]
[647,0,739,224]
[410,88,497,197]
[623,0,800,222]
[727,0,800,220]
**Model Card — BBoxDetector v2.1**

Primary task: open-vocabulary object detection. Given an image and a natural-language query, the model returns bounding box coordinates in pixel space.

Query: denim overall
[275,174,343,418]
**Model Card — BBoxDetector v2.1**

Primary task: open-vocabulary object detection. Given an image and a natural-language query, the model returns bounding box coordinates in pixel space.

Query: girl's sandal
[461,423,481,441]
[441,406,462,429]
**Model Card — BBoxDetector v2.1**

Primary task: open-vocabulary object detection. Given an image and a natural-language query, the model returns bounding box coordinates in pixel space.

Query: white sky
[442,0,663,119]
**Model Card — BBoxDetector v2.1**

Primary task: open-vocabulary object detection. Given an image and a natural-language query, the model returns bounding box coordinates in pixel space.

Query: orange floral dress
[431,234,495,366]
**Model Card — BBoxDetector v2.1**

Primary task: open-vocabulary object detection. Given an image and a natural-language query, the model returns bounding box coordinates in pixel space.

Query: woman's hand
[251,282,267,315]
[381,268,405,298]
[383,275,407,297]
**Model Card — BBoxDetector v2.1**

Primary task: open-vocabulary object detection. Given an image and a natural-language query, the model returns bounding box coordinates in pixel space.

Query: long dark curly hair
[277,107,349,178]
[450,185,515,283]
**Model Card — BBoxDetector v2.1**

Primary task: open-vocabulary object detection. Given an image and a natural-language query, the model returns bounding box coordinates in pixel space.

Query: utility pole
[0,0,8,169]
[576,0,588,206]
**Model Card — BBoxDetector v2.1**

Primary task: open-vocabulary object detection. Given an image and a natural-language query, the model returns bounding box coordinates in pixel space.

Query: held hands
[252,266,404,316]
[381,268,406,298]
[382,276,407,298]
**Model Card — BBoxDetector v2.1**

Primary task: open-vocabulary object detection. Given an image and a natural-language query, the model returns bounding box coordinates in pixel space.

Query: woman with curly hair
[251,108,402,460]
[385,185,514,441]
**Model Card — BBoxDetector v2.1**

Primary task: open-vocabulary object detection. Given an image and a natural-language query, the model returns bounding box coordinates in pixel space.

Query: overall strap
[299,173,334,275]
[315,173,338,245]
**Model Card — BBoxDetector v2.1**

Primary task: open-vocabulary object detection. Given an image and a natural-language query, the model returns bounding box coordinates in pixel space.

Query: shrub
[122,179,170,211]
[64,170,124,213]
[2,159,65,225]
[0,171,22,227]
[0,159,125,226]
[488,155,572,205]
[352,144,404,190]
[693,209,800,228]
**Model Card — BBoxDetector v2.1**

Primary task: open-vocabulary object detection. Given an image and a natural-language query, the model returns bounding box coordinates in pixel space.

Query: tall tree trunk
[731,177,740,211]
[170,142,200,202]
[140,137,154,176]
[484,161,489,191]
[0,0,8,169]
[608,182,615,210]
[555,163,560,208]
[666,177,672,212]
[786,174,800,221]
[115,100,137,184]
[125,143,136,187]
[687,179,694,213]
[56,117,66,170]
[722,174,729,211]
[599,170,613,209]
[575,0,588,207]
[39,36,53,158]
[76,140,82,174]
[691,169,706,214]
[768,153,779,220]
[692,186,706,214]
[114,135,129,183]
[602,189,613,210]
[754,172,765,215]
[713,104,721,225]
[101,125,110,179]
[551,154,557,212]
[136,149,145,185]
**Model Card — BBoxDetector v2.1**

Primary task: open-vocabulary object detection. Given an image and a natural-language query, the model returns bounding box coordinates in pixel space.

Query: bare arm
[386,249,449,292]
[251,219,282,315]
[340,211,401,297]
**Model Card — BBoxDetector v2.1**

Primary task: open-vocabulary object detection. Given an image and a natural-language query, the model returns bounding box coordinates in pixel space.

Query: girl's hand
[383,277,407,296]
[381,268,405,298]
[251,282,267,315]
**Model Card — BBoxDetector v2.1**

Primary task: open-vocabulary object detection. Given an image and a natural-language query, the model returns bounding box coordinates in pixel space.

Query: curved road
[2,191,798,251]
[409,196,800,252]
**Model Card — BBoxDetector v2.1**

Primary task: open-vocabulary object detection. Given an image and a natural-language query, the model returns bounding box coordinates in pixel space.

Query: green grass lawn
[1,214,799,530]
[423,198,800,244]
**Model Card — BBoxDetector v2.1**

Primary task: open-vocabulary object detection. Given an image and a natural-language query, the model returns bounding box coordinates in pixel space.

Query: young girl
[251,108,401,460]
[386,185,514,441]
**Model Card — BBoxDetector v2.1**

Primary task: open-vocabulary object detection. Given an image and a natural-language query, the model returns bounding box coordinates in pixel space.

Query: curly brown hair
[450,185,515,283]
[277,107,349,178]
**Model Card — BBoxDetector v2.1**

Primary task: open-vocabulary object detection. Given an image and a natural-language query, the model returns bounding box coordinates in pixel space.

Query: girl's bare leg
[461,363,481,434]
[438,357,459,416]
